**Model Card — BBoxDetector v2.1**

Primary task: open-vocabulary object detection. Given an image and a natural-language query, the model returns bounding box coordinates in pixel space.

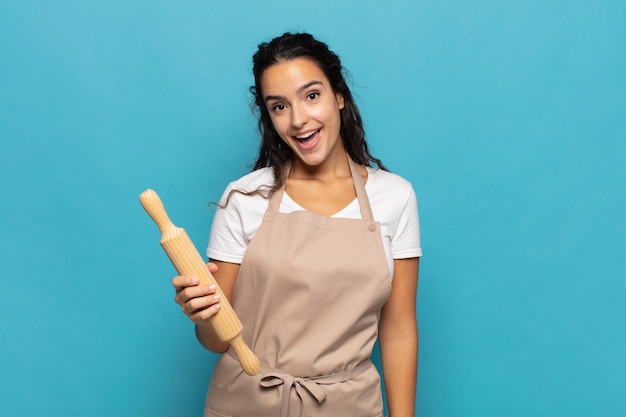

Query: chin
[300,154,328,167]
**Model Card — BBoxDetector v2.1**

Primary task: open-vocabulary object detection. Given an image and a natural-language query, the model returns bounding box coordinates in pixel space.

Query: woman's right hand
[172,262,221,325]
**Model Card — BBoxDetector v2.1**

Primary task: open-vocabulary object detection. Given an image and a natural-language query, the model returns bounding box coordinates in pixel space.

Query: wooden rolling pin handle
[139,189,179,238]
[229,335,262,376]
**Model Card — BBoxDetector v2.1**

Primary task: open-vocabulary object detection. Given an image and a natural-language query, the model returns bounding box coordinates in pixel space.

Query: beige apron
[205,158,392,417]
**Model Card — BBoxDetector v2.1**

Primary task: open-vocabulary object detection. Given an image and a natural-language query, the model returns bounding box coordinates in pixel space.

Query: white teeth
[296,130,317,140]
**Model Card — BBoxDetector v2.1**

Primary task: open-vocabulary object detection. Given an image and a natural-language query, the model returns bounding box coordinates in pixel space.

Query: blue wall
[1,1,624,416]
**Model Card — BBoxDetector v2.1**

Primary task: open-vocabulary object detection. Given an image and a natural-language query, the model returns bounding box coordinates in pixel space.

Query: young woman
[173,33,422,417]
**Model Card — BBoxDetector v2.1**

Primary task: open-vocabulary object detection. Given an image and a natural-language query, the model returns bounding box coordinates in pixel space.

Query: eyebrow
[264,80,323,103]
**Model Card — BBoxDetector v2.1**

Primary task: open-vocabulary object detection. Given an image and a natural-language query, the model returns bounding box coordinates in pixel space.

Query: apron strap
[226,348,372,417]
[265,156,375,222]
[259,360,373,417]
[347,157,374,221]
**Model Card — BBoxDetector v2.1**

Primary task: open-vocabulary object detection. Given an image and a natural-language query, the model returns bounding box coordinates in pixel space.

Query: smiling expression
[261,58,345,170]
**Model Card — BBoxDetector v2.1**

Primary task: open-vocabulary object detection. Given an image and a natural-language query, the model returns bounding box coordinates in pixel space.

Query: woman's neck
[288,142,351,182]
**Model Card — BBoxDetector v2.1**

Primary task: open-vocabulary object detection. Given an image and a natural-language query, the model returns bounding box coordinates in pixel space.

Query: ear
[336,93,345,110]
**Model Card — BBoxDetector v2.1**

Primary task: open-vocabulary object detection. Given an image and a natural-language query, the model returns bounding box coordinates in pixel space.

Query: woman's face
[261,58,345,170]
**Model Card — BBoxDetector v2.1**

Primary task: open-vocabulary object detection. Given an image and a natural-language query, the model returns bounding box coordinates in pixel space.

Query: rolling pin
[139,189,261,376]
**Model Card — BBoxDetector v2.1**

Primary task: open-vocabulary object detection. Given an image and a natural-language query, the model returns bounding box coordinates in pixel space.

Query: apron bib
[206,158,391,417]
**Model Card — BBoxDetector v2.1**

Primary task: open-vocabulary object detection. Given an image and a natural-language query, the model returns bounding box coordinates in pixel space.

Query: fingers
[186,294,222,323]
[207,262,219,274]
[172,276,214,304]
[172,260,218,291]
[172,275,199,294]
[172,275,221,324]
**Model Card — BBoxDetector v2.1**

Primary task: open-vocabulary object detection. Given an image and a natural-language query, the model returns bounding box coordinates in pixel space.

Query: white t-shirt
[207,166,422,277]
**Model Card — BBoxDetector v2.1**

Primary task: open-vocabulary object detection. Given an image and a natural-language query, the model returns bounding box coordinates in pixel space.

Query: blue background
[1,1,624,416]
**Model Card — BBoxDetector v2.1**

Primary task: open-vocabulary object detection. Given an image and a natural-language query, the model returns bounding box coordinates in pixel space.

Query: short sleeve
[206,168,274,263]
[206,185,249,264]
[390,186,422,259]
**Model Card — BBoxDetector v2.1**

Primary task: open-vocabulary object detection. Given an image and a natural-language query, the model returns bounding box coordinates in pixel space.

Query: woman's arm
[379,257,420,417]
[172,260,241,353]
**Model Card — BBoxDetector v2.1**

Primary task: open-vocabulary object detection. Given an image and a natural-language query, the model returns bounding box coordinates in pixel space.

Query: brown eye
[307,92,319,101]
[272,104,286,112]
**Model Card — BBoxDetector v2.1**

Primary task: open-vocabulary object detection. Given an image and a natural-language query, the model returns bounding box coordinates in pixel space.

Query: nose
[290,103,308,129]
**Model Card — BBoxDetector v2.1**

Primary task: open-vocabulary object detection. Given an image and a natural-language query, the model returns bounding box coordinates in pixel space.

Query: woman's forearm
[380,257,420,417]
[195,322,230,353]
[380,328,418,417]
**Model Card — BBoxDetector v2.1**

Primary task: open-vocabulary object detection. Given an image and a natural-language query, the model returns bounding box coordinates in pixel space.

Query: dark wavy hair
[249,32,387,194]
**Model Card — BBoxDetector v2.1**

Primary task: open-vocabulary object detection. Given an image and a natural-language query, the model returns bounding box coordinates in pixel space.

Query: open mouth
[295,129,320,143]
